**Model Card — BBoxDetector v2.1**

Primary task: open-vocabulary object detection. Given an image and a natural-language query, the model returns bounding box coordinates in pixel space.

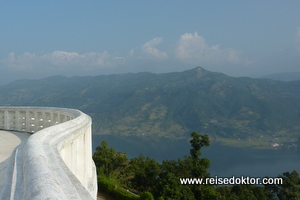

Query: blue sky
[0,1,300,84]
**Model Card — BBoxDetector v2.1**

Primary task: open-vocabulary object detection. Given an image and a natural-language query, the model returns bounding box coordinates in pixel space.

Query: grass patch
[218,138,274,149]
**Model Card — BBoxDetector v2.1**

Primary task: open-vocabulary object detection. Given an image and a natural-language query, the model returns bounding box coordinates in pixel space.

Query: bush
[139,191,154,200]
[98,174,139,200]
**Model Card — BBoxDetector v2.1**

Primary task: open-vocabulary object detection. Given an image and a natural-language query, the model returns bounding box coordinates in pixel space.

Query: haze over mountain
[1,67,299,147]
[1,2,300,85]
[262,71,300,82]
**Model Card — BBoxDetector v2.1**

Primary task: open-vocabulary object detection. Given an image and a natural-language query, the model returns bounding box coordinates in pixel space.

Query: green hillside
[1,67,300,148]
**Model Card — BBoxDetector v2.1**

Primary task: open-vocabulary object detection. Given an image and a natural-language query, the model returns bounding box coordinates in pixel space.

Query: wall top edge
[0,106,95,199]
[0,106,82,117]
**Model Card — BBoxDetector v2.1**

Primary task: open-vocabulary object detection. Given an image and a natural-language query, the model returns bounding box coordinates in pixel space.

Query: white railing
[0,107,97,200]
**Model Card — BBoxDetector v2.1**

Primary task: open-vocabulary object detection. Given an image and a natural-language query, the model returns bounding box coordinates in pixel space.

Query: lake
[92,134,300,178]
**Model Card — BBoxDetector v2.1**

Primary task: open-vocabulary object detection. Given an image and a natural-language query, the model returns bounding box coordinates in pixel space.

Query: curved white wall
[0,107,97,200]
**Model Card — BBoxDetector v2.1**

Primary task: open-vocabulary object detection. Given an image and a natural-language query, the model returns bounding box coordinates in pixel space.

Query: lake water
[92,134,300,178]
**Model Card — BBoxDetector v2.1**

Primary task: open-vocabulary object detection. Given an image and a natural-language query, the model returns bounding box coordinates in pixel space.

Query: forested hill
[262,71,300,81]
[1,67,300,142]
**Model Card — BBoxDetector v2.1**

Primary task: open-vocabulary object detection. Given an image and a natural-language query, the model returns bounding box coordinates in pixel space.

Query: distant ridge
[262,71,300,81]
[0,67,299,147]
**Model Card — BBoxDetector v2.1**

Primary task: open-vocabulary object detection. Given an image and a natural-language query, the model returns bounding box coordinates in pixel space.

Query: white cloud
[176,32,246,64]
[141,37,168,60]
[2,51,116,71]
[42,51,81,66]
[2,52,38,70]
[42,51,113,68]
[129,49,135,56]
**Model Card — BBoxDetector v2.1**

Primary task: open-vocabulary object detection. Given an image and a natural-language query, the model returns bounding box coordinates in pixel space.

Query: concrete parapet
[0,107,97,200]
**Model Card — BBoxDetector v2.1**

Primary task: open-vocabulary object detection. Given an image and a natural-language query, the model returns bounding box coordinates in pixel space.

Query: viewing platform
[0,130,31,193]
[0,107,97,200]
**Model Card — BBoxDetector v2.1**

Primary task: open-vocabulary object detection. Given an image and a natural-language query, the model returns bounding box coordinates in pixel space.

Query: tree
[230,185,260,200]
[188,132,215,199]
[265,170,300,200]
[157,172,196,200]
[215,186,234,200]
[216,185,273,200]
[190,132,210,159]
[139,191,155,200]
[128,154,161,192]
[93,141,128,176]
[189,132,210,179]
[159,132,214,199]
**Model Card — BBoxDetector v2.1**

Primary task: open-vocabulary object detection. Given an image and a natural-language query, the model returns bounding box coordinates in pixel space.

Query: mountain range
[1,67,299,147]
[262,71,300,81]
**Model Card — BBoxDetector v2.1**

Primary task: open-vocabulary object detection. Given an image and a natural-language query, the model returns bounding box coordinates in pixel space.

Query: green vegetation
[97,172,139,200]
[1,67,300,148]
[93,132,300,199]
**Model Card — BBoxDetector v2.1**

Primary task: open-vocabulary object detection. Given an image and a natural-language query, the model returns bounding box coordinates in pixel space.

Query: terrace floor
[0,130,31,194]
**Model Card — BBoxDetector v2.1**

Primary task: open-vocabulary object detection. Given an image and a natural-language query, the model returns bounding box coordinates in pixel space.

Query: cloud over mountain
[142,37,168,60]
[2,51,117,72]
[176,32,246,65]
[129,37,168,61]
[42,51,113,68]
[2,52,38,71]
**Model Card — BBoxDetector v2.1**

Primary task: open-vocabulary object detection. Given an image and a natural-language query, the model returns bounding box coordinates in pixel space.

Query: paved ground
[0,130,31,194]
